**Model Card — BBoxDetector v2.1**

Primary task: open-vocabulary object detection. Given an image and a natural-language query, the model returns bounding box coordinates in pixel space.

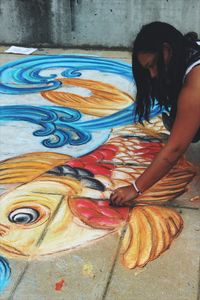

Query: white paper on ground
[4,46,37,55]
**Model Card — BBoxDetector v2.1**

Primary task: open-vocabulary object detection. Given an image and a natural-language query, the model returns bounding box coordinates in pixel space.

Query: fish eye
[8,207,40,224]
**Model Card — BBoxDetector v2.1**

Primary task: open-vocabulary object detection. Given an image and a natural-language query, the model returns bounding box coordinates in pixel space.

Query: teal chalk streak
[0,256,11,292]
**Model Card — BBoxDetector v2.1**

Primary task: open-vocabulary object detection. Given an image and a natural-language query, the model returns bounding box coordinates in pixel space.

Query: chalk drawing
[0,55,196,295]
[0,134,195,267]
[0,55,133,94]
[0,256,11,292]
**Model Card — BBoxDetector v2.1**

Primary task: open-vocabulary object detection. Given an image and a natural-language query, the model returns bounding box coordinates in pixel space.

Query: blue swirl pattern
[0,105,92,148]
[0,55,133,94]
[0,103,162,148]
[0,256,11,292]
[0,55,162,148]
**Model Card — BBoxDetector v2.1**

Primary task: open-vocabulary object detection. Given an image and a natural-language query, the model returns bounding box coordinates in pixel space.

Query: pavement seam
[8,262,29,300]
[36,195,65,247]
[173,206,199,210]
[101,223,128,300]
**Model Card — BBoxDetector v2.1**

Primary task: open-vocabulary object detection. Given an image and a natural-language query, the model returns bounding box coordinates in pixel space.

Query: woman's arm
[110,67,200,206]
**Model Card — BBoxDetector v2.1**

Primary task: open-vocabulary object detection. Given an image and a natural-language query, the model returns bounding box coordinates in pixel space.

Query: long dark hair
[132,21,198,123]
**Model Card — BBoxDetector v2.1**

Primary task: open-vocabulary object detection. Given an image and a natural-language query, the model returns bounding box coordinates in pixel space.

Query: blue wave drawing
[0,55,133,94]
[0,105,90,148]
[78,102,161,129]
[0,54,162,148]
[0,256,11,293]
[0,103,162,148]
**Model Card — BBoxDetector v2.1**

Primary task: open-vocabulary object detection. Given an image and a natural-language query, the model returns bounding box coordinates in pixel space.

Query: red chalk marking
[55,279,65,291]
[69,197,129,229]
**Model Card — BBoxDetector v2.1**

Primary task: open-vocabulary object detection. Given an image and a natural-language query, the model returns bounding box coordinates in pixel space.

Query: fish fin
[121,205,183,269]
[0,152,72,184]
[136,159,196,203]
[41,78,133,117]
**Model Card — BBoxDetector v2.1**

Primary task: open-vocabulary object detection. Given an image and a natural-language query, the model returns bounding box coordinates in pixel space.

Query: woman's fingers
[110,189,124,205]
[110,192,123,205]
[110,186,137,206]
[110,185,139,207]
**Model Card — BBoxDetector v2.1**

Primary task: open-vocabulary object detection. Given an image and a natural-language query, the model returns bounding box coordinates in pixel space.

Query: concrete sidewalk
[0,47,199,300]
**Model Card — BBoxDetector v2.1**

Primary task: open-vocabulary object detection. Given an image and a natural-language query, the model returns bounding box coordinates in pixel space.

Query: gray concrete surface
[0,48,199,300]
[0,0,200,48]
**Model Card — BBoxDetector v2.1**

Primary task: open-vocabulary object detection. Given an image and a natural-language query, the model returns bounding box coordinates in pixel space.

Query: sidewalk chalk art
[0,55,196,292]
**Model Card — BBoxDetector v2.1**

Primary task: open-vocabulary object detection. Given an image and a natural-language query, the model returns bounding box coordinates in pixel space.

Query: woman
[110,21,200,206]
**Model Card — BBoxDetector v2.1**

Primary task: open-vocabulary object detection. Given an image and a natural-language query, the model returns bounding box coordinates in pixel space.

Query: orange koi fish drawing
[0,121,196,269]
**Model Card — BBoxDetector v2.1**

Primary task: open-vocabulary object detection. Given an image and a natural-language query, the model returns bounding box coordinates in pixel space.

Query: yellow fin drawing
[0,152,71,184]
[41,78,133,117]
[121,205,183,269]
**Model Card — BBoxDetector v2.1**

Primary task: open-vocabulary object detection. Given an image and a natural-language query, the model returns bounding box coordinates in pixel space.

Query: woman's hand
[110,185,139,207]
